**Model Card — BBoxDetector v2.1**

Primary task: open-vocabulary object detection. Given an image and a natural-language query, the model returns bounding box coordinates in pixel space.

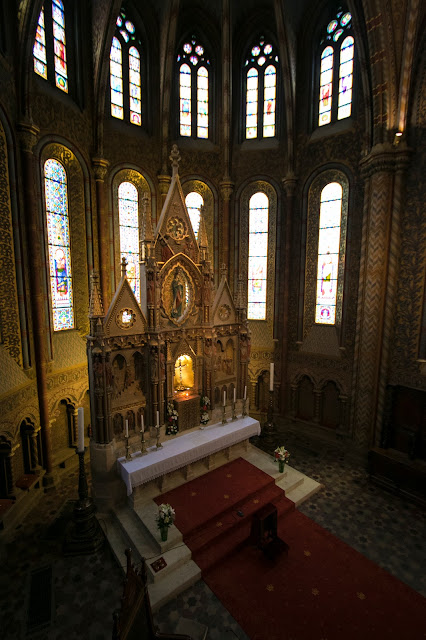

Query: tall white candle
[223,390,226,406]
[156,410,160,428]
[141,414,144,433]
[270,363,274,391]
[244,385,247,400]
[233,387,236,403]
[125,419,129,438]
[77,407,84,452]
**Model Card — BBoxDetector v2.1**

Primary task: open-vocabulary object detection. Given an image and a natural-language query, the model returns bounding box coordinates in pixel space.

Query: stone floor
[0,417,425,639]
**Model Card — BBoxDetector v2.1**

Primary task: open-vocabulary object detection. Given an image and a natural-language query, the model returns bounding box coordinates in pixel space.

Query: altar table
[117,416,260,495]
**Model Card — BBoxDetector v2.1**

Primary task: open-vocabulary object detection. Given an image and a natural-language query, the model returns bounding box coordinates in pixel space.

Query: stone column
[157,174,171,209]
[30,428,42,470]
[18,122,54,487]
[220,180,234,275]
[313,389,322,423]
[280,175,297,414]
[337,394,348,435]
[92,158,110,308]
[352,144,411,448]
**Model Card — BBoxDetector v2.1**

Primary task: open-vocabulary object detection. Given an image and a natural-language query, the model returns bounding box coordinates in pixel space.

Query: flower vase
[160,527,168,541]
[279,460,285,473]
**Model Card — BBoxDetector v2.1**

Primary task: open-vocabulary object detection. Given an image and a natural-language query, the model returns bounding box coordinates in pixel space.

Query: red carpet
[155,458,426,639]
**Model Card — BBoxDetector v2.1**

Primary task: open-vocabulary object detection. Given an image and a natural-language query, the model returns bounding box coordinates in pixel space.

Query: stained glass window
[33,2,68,92]
[52,0,68,92]
[34,7,47,79]
[245,37,278,140]
[44,159,74,331]
[248,192,268,320]
[178,36,210,139]
[185,192,203,238]
[129,46,141,125]
[315,183,342,324]
[110,10,142,125]
[318,10,353,127]
[119,182,140,302]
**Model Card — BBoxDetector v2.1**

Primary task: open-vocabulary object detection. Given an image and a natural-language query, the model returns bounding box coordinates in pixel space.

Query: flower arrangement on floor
[156,503,175,541]
[166,401,178,435]
[274,446,290,473]
[200,395,210,425]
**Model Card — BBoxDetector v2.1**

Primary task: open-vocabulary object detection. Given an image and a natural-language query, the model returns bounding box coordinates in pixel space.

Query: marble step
[113,505,159,562]
[148,558,201,613]
[146,544,192,583]
[132,500,183,553]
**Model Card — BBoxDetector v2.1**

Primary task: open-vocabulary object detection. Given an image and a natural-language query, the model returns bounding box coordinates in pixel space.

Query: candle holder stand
[231,400,237,421]
[139,429,148,456]
[63,448,104,556]
[242,398,247,418]
[221,404,227,424]
[155,426,163,449]
[124,434,132,461]
[262,389,276,443]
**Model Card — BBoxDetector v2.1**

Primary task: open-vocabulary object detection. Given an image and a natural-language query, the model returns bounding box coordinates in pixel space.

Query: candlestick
[155,425,163,449]
[124,433,132,461]
[139,425,147,456]
[221,403,227,425]
[231,398,237,421]
[242,397,247,418]
[269,362,274,391]
[77,407,85,452]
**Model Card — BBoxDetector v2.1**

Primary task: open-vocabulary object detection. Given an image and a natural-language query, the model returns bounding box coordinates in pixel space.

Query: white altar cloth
[117,416,260,495]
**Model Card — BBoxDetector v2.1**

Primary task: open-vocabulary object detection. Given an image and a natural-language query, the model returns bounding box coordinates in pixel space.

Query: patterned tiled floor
[0,418,425,639]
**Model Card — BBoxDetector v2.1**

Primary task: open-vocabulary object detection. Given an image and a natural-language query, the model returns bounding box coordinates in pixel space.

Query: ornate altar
[87,146,251,506]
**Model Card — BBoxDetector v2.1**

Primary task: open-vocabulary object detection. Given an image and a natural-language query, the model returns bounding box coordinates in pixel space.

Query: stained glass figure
[315,182,342,324]
[44,159,74,331]
[110,37,124,119]
[338,36,354,120]
[318,10,353,127]
[119,182,140,302]
[178,36,210,139]
[34,8,47,79]
[52,0,68,92]
[245,37,278,140]
[185,192,203,238]
[129,46,141,126]
[248,192,268,320]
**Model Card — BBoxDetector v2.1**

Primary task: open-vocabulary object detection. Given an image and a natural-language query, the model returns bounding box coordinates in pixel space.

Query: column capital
[359,142,412,178]
[220,179,234,201]
[157,173,171,197]
[92,157,109,181]
[18,121,40,153]
[282,173,298,197]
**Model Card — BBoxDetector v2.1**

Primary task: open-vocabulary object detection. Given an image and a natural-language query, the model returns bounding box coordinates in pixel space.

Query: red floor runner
[205,510,426,640]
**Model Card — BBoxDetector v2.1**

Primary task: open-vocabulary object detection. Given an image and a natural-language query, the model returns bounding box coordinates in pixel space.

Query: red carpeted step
[154,457,278,536]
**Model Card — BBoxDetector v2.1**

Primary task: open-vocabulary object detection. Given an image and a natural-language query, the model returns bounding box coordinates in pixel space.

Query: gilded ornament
[166,216,187,241]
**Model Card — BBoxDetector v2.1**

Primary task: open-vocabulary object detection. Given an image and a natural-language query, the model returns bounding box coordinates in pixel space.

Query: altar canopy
[87,146,251,502]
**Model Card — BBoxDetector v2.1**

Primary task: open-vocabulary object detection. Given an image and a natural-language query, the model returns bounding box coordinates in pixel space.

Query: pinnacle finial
[169,144,181,176]
[121,256,128,277]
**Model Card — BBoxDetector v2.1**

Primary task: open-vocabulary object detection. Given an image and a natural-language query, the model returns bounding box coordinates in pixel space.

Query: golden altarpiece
[87,147,251,505]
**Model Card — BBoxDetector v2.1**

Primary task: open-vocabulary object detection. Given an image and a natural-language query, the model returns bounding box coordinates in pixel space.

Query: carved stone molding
[220,180,234,201]
[92,157,109,182]
[17,121,40,153]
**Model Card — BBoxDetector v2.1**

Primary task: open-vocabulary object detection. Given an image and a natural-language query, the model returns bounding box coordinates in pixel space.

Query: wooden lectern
[250,503,289,561]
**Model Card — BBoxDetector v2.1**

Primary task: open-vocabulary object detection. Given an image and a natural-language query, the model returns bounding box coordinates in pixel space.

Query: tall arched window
[44,159,74,330]
[248,192,269,320]
[33,1,68,93]
[318,10,354,126]
[244,37,278,139]
[315,183,343,324]
[110,10,142,125]
[177,36,210,139]
[118,182,140,301]
[185,192,203,238]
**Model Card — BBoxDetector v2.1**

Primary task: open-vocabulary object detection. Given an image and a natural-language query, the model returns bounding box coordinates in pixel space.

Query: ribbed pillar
[280,175,297,414]
[18,122,54,486]
[92,158,109,308]
[220,180,234,274]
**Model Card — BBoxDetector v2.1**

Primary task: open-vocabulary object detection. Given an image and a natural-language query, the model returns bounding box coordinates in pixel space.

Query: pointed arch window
[118,182,140,302]
[33,1,68,92]
[318,10,354,126]
[185,192,203,238]
[244,38,278,140]
[315,182,343,324]
[110,10,142,125]
[44,159,74,331]
[248,192,269,320]
[177,36,210,139]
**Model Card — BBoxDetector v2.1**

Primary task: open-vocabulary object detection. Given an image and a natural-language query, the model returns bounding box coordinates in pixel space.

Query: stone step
[146,544,192,583]
[113,505,159,563]
[133,500,183,553]
[99,512,143,573]
[148,559,201,613]
[285,476,323,506]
